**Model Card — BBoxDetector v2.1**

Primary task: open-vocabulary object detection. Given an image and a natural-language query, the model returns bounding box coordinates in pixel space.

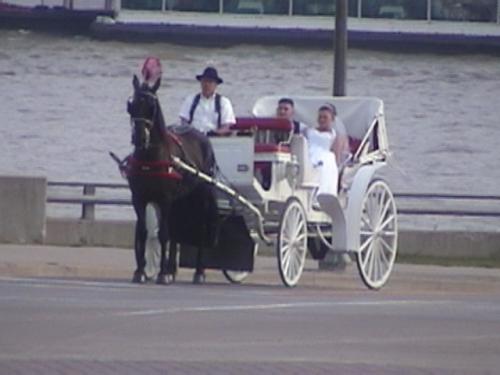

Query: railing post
[288,0,293,16]
[81,184,96,220]
[497,0,500,24]
[427,0,432,22]
[333,0,348,97]
[358,0,362,18]
[220,0,224,14]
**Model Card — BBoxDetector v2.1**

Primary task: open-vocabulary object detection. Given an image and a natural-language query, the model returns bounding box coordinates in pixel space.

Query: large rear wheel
[356,180,398,289]
[277,198,308,287]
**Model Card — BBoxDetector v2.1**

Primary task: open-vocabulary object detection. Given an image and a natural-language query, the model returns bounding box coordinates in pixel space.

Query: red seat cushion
[255,143,290,153]
[232,117,292,131]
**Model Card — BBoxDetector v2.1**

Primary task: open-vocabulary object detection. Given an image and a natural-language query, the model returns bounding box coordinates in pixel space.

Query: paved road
[1,273,499,375]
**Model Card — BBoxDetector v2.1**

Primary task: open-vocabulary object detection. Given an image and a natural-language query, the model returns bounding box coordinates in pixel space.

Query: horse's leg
[193,185,217,285]
[132,201,148,283]
[192,246,206,284]
[193,187,208,284]
[156,204,174,285]
[166,241,178,281]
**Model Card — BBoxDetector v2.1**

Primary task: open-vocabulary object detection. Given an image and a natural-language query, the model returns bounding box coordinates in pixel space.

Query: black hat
[196,67,223,84]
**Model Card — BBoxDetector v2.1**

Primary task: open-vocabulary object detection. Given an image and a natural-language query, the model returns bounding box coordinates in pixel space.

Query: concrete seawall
[0,175,46,244]
[1,175,499,261]
[44,218,500,260]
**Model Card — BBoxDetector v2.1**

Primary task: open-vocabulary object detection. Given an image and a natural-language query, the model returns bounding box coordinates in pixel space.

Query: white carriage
[173,95,398,289]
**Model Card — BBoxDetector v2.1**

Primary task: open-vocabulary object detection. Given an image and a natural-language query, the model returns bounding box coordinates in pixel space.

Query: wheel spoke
[283,249,291,271]
[290,209,300,232]
[379,214,395,231]
[377,199,393,228]
[377,188,387,219]
[293,219,305,240]
[280,241,290,253]
[293,250,302,275]
[288,251,297,278]
[281,244,290,263]
[361,212,372,230]
[379,236,396,255]
[373,241,382,281]
[378,239,390,267]
[359,235,373,253]
[295,233,307,244]
[367,242,376,279]
[362,240,374,269]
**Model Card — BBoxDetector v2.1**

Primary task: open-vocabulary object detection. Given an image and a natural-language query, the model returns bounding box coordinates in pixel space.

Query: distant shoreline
[0,4,113,33]
[94,11,500,53]
[1,5,499,53]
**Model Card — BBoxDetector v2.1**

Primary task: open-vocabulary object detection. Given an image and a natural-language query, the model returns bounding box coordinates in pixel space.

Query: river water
[1,29,500,226]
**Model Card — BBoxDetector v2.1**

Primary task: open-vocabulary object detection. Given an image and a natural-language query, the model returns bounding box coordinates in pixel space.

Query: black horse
[124,75,217,284]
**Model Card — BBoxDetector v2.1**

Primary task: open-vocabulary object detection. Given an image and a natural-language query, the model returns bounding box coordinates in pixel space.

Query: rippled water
[1,29,500,199]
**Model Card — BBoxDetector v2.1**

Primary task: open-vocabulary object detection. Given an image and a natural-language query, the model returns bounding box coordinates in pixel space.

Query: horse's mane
[155,101,167,131]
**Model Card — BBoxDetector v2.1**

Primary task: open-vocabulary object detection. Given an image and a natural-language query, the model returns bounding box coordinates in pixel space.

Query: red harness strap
[125,156,182,180]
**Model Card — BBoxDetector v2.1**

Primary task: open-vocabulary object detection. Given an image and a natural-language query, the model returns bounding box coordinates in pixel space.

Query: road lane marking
[113,300,453,317]
[0,276,138,289]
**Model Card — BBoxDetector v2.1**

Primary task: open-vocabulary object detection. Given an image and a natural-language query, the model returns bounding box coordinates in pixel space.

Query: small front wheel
[222,270,249,284]
[277,197,308,287]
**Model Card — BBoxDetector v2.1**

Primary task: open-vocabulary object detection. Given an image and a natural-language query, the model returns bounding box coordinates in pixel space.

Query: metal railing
[47,181,500,221]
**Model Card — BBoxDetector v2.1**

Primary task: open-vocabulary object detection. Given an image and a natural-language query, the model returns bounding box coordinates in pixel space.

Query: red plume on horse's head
[141,56,162,86]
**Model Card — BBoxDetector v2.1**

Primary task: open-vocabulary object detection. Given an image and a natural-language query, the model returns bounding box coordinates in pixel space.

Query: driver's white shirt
[179,93,236,133]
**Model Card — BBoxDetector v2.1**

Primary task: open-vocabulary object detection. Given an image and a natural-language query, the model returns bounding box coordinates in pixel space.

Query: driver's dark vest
[188,93,222,129]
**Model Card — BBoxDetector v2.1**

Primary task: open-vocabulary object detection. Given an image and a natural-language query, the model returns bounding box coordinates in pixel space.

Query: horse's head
[127,75,162,150]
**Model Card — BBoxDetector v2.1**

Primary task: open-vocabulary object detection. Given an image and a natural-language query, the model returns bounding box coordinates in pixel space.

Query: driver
[179,66,236,135]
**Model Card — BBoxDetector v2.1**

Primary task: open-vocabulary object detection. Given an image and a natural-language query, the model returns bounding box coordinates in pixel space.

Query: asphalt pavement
[1,244,499,375]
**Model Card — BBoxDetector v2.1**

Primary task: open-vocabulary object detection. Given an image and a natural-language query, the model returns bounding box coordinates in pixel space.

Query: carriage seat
[290,134,319,187]
[231,117,292,154]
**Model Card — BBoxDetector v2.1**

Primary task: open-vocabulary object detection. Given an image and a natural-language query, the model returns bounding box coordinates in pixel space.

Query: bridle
[125,86,184,181]
[129,89,159,150]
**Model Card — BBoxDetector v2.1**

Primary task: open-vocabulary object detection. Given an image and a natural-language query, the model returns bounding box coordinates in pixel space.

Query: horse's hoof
[156,274,174,285]
[131,271,146,284]
[167,273,176,283]
[192,272,206,285]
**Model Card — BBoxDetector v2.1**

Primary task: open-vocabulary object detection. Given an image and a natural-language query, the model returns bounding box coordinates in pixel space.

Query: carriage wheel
[277,197,308,287]
[222,243,258,284]
[356,179,398,290]
[222,270,249,284]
